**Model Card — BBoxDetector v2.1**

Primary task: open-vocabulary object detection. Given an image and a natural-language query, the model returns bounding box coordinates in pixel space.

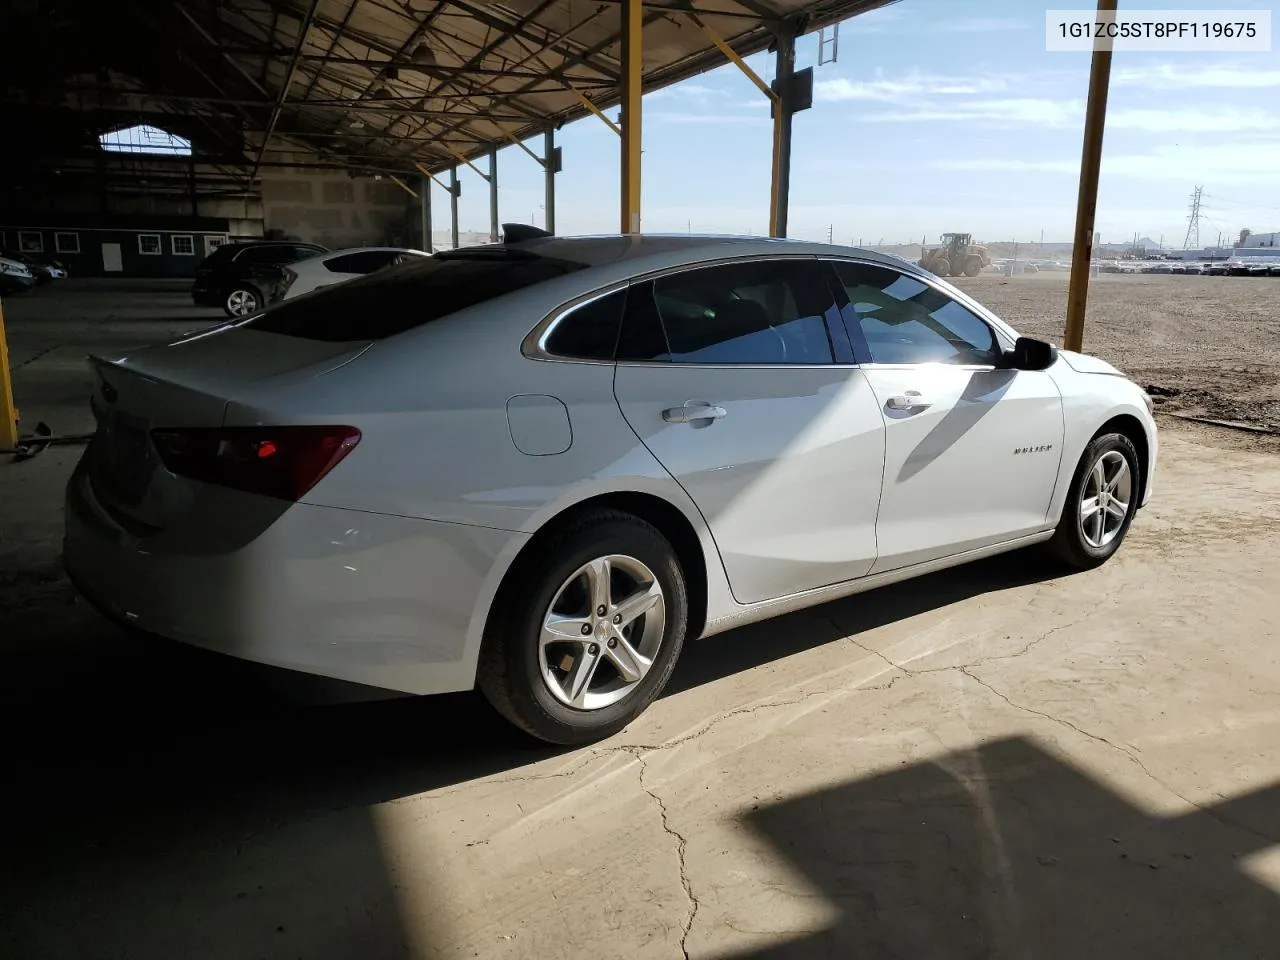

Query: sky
[435,0,1280,246]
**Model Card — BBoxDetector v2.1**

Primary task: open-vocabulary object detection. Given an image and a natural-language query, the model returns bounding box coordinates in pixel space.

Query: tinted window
[325,250,398,274]
[831,261,1001,365]
[292,245,325,262]
[544,289,627,360]
[635,260,834,365]
[246,250,588,341]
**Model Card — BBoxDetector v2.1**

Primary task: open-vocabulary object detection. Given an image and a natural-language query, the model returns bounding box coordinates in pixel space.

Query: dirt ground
[953,273,1280,437]
[1,280,1279,959]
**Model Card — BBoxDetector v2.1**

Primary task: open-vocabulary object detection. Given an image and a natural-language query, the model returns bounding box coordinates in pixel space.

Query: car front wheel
[479,510,688,745]
[1047,432,1141,569]
[224,286,261,317]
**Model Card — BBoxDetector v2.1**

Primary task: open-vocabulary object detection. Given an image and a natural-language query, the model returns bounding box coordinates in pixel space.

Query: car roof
[456,233,916,273]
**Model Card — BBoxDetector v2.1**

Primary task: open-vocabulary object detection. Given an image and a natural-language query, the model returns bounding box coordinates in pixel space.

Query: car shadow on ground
[0,550,1054,848]
[731,736,1280,958]
[0,550,1066,958]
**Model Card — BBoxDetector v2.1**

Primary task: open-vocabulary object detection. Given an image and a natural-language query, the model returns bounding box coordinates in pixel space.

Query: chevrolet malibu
[64,234,1157,744]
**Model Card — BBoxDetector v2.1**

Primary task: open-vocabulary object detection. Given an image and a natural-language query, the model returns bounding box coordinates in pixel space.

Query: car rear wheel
[224,286,261,317]
[479,510,688,745]
[1046,432,1140,570]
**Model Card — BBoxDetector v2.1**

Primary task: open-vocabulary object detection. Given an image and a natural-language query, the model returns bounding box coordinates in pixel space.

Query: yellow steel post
[0,297,19,452]
[770,26,797,238]
[1064,0,1118,353]
[619,0,643,233]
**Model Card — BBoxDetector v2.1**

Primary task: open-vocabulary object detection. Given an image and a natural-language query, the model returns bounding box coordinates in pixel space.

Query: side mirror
[1004,336,1058,371]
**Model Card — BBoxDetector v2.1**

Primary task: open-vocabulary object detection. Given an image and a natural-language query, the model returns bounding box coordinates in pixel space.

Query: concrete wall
[259,162,417,249]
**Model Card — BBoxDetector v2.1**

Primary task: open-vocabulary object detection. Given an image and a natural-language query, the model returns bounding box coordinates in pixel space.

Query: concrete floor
[2,282,1279,959]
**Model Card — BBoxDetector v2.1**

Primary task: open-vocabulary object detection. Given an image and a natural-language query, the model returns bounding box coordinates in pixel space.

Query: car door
[825,259,1065,574]
[612,258,887,604]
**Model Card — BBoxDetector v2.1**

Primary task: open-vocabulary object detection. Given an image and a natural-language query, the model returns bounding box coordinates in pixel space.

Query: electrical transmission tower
[1182,185,1203,250]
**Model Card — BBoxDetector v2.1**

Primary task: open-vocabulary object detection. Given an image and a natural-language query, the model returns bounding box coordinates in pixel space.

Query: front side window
[831,261,1001,365]
[622,260,835,365]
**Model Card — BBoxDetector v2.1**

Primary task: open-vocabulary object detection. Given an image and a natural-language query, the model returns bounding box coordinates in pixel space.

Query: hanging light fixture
[410,42,436,67]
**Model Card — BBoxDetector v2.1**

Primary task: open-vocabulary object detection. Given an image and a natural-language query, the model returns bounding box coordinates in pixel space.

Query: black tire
[222,285,262,317]
[478,510,688,745]
[1046,432,1141,570]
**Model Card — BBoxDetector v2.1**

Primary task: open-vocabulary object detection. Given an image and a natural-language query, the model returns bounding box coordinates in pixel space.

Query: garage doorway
[101,243,123,272]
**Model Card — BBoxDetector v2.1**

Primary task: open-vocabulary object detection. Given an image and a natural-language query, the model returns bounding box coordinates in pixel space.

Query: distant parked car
[192,240,328,317]
[1,250,68,283]
[1207,261,1231,276]
[0,255,37,294]
[1247,261,1272,277]
[270,247,428,303]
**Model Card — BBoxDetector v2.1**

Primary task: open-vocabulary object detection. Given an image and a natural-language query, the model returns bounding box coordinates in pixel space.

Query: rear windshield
[244,249,588,341]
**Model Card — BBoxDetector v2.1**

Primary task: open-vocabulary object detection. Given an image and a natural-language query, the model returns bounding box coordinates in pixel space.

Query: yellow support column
[1064,0,1118,353]
[0,298,19,452]
[619,0,642,234]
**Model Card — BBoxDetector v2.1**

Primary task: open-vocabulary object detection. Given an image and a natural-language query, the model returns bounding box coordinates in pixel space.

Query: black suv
[192,241,327,316]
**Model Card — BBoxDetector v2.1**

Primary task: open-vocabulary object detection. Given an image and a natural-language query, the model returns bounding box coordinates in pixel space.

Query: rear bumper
[63,459,528,695]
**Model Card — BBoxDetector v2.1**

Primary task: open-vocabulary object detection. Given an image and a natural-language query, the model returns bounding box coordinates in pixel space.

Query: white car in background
[64,234,1158,745]
[273,246,427,302]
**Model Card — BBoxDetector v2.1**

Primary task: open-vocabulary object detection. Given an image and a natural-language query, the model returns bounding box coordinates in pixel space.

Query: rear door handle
[885,392,933,411]
[662,400,728,424]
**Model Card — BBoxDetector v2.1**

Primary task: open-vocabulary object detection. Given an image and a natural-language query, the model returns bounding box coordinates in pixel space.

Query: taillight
[150,425,361,501]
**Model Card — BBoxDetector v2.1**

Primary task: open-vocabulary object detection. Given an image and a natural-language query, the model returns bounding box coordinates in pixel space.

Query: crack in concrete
[628,749,699,960]
[958,666,1280,847]
[827,604,1101,678]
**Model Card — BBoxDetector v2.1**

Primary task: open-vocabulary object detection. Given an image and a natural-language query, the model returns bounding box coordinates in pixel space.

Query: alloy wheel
[227,289,258,316]
[1079,450,1132,549]
[538,554,666,711]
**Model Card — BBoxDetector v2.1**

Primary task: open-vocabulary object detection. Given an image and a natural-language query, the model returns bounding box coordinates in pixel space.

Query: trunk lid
[85,326,371,531]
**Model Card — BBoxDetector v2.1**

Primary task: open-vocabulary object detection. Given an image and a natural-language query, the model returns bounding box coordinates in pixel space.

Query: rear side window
[621,260,836,365]
[543,289,627,360]
[246,251,588,341]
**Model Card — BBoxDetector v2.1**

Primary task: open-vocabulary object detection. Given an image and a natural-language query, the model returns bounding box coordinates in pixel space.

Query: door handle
[885,392,933,411]
[662,400,727,424]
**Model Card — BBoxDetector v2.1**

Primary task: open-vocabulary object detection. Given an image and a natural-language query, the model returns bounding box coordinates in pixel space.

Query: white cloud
[1109,107,1279,134]
[648,82,730,103]
[815,71,1012,103]
[859,98,1084,127]
[929,144,1280,183]
[1115,64,1280,89]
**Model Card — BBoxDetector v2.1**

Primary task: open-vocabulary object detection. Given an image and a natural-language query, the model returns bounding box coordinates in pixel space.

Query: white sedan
[273,246,427,301]
[64,234,1157,744]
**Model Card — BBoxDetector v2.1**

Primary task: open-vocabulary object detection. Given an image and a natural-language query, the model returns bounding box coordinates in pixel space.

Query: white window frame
[138,233,162,256]
[171,234,195,256]
[18,231,44,253]
[55,232,80,254]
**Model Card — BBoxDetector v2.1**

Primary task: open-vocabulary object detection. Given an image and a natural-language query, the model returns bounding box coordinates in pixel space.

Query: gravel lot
[953,273,1280,436]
